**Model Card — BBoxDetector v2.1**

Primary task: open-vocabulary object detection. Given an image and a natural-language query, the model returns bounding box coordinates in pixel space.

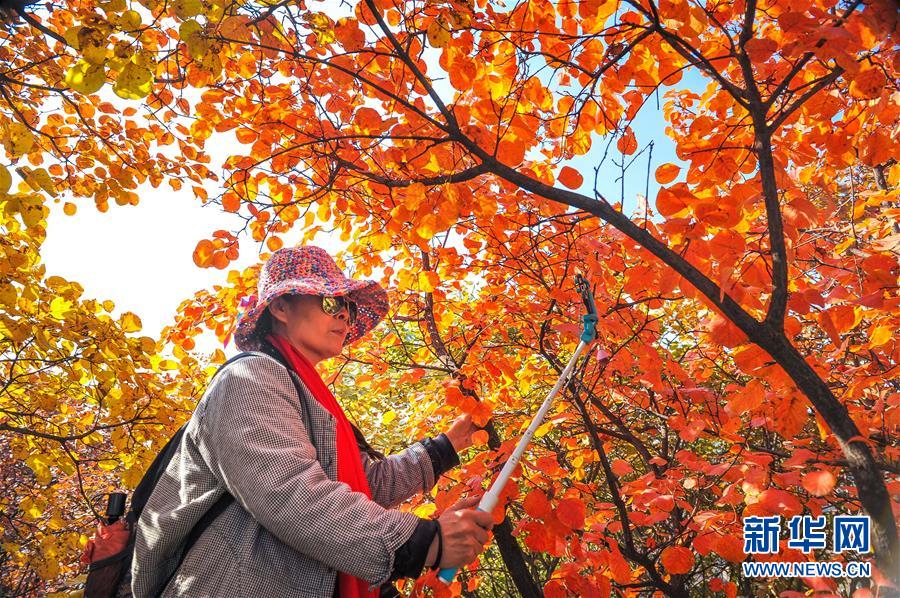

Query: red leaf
[558,166,583,189]
[607,543,632,584]
[523,489,551,520]
[556,498,585,530]
[610,459,633,476]
[713,534,745,563]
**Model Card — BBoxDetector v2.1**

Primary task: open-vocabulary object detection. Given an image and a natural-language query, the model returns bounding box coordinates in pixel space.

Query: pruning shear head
[574,272,597,316]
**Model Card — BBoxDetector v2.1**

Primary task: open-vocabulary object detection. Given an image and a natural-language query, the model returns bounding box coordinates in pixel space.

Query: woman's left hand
[444,413,479,453]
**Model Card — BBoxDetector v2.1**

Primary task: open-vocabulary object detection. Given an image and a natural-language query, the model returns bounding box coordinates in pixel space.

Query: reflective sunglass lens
[322,296,357,325]
[322,296,339,314]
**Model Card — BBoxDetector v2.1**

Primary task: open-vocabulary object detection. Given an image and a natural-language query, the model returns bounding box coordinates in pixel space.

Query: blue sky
[563,68,708,215]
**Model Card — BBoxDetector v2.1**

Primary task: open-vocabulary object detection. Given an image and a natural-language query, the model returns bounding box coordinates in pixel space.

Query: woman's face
[268,294,352,364]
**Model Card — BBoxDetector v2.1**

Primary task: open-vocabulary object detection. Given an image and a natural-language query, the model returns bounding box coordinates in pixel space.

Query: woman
[131,245,494,597]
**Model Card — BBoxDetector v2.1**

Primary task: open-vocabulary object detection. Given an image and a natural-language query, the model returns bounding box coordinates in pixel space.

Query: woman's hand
[444,413,479,453]
[426,495,493,569]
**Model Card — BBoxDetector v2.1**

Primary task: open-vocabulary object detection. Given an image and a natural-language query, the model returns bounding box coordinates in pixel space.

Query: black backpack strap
[128,424,188,526]
[151,351,256,597]
[128,351,256,525]
[156,492,234,597]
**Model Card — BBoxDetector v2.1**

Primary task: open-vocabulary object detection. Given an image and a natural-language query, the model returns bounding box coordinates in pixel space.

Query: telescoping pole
[438,274,598,585]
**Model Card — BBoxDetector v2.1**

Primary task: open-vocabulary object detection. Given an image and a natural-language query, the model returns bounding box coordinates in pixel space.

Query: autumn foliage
[0,0,897,595]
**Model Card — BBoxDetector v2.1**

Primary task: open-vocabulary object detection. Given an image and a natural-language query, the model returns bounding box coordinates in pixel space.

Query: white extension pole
[437,338,590,584]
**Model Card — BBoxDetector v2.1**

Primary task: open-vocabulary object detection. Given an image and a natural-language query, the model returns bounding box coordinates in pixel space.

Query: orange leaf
[849,65,886,99]
[801,470,836,496]
[655,186,690,218]
[660,545,694,575]
[655,163,680,184]
[774,395,809,439]
[222,192,241,213]
[235,127,257,144]
[471,430,489,446]
[558,166,583,189]
[743,38,778,62]
[757,488,803,517]
[617,127,638,155]
[192,239,215,267]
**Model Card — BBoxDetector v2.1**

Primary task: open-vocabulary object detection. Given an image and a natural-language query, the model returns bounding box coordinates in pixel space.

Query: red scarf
[266,334,376,598]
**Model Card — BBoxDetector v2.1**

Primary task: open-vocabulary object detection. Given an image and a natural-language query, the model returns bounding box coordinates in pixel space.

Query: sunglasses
[321,295,357,326]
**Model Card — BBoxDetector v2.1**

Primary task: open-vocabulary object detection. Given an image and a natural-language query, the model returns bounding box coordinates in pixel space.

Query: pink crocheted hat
[232,245,389,351]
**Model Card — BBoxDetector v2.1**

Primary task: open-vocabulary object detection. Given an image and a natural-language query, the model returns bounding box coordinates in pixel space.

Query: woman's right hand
[427,495,494,569]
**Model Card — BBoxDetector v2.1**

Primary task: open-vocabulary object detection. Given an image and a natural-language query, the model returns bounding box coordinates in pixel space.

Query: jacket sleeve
[360,434,460,509]
[193,354,420,589]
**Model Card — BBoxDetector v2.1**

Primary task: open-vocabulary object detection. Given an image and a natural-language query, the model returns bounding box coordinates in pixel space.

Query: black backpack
[83,351,254,598]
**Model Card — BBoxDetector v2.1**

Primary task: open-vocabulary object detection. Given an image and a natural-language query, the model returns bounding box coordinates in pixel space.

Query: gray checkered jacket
[131,351,438,597]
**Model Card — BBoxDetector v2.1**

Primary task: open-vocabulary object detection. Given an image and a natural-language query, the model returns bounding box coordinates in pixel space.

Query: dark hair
[252,294,301,344]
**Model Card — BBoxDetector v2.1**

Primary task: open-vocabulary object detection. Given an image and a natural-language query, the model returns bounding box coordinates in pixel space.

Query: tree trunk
[492,517,544,598]
[751,327,900,586]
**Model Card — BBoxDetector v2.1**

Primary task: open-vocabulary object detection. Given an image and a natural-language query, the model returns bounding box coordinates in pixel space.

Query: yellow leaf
[26,455,52,485]
[305,13,334,46]
[418,271,440,292]
[869,325,892,348]
[0,282,16,307]
[0,165,10,193]
[121,312,142,332]
[173,0,202,19]
[117,9,142,30]
[123,465,144,488]
[17,167,57,196]
[20,497,43,520]
[3,122,35,157]
[113,61,153,100]
[11,194,40,226]
[64,25,84,48]
[534,420,553,437]
[102,0,127,12]
[65,59,106,94]
[82,42,108,65]
[49,296,74,319]
[179,19,209,58]
[427,17,451,48]
[413,503,436,518]
[381,410,397,424]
